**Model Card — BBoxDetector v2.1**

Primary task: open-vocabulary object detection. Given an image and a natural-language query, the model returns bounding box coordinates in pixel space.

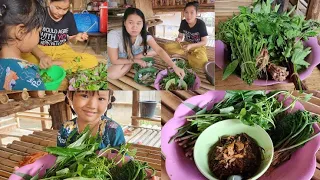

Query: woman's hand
[175,37,182,43]
[76,33,89,42]
[182,44,192,51]
[172,65,185,79]
[134,59,147,68]
[39,55,53,69]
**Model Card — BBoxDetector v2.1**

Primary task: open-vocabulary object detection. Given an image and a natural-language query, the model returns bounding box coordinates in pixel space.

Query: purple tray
[162,91,320,180]
[215,37,320,86]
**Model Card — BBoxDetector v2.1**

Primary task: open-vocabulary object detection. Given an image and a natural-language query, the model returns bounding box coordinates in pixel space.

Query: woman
[22,0,98,71]
[176,1,208,50]
[107,7,185,80]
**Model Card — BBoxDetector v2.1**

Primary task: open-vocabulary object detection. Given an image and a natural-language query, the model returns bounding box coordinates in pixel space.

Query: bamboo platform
[0,91,64,118]
[160,90,320,180]
[0,127,161,179]
[108,38,215,91]
[123,125,161,147]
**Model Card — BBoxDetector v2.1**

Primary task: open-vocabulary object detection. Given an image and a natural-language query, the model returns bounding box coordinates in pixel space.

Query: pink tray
[215,37,320,86]
[162,91,320,180]
[154,69,201,90]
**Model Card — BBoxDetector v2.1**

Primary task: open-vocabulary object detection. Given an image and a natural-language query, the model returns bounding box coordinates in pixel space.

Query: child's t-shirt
[0,59,45,90]
[39,10,78,46]
[178,19,208,43]
[57,116,125,149]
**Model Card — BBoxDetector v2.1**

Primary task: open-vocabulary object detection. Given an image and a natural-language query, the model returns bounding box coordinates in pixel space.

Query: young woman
[176,1,208,51]
[107,7,185,80]
[22,0,98,71]
[0,0,46,90]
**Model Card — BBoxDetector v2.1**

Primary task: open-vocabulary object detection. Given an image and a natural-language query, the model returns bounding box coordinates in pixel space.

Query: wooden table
[108,38,215,91]
[0,127,161,179]
[215,65,320,90]
[160,90,320,180]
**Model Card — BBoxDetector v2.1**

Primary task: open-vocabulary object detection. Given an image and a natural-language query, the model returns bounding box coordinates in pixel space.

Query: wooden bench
[87,32,107,54]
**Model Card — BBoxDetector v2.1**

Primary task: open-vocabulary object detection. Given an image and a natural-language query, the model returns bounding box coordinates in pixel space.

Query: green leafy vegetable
[67,63,108,90]
[41,72,53,83]
[268,110,320,167]
[217,0,320,89]
[14,126,155,180]
[160,59,196,90]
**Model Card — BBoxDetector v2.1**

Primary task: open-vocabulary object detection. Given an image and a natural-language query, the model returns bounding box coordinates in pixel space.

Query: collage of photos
[0,0,319,180]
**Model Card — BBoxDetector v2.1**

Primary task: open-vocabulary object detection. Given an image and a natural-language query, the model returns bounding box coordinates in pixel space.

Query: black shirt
[178,19,208,43]
[39,10,78,46]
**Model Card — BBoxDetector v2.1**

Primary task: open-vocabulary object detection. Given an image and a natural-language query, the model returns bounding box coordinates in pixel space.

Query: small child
[57,90,125,149]
[0,0,46,90]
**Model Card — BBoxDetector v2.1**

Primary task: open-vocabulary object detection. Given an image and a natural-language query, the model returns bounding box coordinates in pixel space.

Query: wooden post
[49,102,69,130]
[306,0,320,20]
[132,91,140,126]
[40,107,46,130]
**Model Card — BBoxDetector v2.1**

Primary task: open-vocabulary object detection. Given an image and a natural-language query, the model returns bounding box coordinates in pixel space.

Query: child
[0,0,46,90]
[176,1,208,50]
[22,0,98,72]
[173,1,208,68]
[107,7,185,80]
[58,90,125,149]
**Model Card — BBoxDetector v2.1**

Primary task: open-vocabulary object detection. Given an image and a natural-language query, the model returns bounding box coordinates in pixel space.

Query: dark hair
[184,1,199,12]
[64,90,116,116]
[122,7,148,59]
[0,0,46,51]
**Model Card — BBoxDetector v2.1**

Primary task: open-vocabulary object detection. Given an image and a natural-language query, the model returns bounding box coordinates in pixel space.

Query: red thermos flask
[100,2,108,33]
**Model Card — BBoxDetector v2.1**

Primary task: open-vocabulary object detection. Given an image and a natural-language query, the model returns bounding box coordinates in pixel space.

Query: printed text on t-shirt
[40,27,69,46]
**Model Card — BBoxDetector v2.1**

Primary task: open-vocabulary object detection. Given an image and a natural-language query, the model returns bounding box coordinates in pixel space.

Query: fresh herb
[217,0,320,89]
[269,110,320,167]
[41,72,53,83]
[67,63,108,90]
[160,59,196,90]
[14,126,155,180]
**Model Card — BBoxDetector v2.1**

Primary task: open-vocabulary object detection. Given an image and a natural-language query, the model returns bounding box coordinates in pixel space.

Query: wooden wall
[215,0,252,29]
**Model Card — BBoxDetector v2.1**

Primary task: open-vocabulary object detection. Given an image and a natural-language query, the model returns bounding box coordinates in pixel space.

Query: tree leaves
[223,60,239,80]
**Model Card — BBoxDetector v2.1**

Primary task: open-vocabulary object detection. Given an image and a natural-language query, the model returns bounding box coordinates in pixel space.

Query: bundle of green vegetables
[160,59,196,90]
[134,58,158,86]
[170,90,320,168]
[67,63,108,90]
[217,0,320,90]
[15,126,155,180]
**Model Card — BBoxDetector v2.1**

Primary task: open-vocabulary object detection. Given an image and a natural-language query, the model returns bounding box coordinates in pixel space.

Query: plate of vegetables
[10,127,156,180]
[154,58,200,90]
[162,90,320,180]
[215,0,320,89]
[67,63,108,90]
[134,67,158,86]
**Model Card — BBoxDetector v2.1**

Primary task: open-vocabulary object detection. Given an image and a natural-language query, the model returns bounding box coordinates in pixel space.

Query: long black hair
[122,7,148,60]
[184,1,199,12]
[0,0,46,50]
